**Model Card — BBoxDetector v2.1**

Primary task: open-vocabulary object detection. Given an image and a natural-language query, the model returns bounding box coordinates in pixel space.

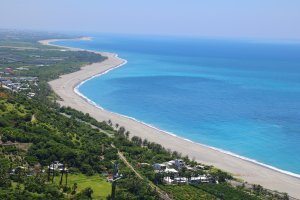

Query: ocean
[52,34,300,176]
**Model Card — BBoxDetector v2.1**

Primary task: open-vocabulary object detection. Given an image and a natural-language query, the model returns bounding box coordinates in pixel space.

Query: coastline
[41,38,300,198]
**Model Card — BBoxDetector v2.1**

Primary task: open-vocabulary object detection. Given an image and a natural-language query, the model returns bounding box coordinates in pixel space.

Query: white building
[48,161,66,171]
[166,160,175,168]
[163,177,175,184]
[164,168,178,174]
[190,176,201,184]
[174,177,188,184]
[199,175,210,183]
[190,175,210,183]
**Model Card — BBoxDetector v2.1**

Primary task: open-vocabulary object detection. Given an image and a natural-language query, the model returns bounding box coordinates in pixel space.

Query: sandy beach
[41,39,300,198]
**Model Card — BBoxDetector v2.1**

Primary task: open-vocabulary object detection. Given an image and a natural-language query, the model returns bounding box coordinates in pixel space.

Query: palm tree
[65,169,68,186]
[52,167,55,183]
[71,183,78,195]
[118,127,126,137]
[59,163,65,186]
[143,139,148,147]
[125,131,130,139]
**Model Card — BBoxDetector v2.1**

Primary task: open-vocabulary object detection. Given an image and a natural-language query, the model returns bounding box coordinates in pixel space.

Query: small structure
[106,174,114,182]
[195,165,206,170]
[16,67,29,71]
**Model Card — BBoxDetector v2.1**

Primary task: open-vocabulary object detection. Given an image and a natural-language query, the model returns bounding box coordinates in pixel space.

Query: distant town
[0,67,38,97]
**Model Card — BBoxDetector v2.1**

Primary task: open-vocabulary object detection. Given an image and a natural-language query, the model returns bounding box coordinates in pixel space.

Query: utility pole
[111,163,117,200]
[111,163,122,200]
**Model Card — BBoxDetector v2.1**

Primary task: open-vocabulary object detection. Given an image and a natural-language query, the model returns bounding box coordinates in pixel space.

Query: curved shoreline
[41,38,300,198]
[76,83,300,179]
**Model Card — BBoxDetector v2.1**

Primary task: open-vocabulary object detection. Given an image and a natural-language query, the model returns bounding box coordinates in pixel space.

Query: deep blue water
[53,35,300,175]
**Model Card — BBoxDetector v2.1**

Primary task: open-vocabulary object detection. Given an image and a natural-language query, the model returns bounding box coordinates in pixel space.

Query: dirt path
[110,144,172,200]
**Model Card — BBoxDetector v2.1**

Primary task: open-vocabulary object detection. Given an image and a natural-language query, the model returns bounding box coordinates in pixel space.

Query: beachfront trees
[118,126,126,136]
[143,138,149,146]
[125,131,130,139]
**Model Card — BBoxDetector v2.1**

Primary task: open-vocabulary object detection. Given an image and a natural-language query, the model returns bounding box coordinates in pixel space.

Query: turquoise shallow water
[53,35,300,175]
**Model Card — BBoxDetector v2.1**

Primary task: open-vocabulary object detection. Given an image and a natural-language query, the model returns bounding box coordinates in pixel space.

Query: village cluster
[0,67,38,97]
[9,161,68,178]
[152,159,217,185]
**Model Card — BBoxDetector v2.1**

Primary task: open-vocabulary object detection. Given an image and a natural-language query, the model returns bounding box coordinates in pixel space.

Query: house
[199,175,210,183]
[166,160,175,168]
[10,166,26,175]
[2,80,12,85]
[174,177,188,184]
[175,159,185,169]
[190,176,201,184]
[10,83,21,90]
[195,165,206,170]
[163,177,175,184]
[48,161,66,171]
[139,163,150,167]
[187,175,211,184]
[153,163,167,171]
[186,166,194,171]
[27,92,36,97]
[164,168,178,174]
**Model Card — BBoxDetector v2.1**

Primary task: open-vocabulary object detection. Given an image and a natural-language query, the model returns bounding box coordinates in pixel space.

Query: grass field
[54,173,111,199]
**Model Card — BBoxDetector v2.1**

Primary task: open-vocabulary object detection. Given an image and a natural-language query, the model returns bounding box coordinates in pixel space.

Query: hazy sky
[1,0,300,39]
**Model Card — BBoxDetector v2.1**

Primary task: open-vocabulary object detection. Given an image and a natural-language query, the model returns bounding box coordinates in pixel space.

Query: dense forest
[0,30,292,200]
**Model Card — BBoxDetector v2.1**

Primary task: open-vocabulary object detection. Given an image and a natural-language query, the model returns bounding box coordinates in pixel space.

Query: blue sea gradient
[53,35,300,175]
